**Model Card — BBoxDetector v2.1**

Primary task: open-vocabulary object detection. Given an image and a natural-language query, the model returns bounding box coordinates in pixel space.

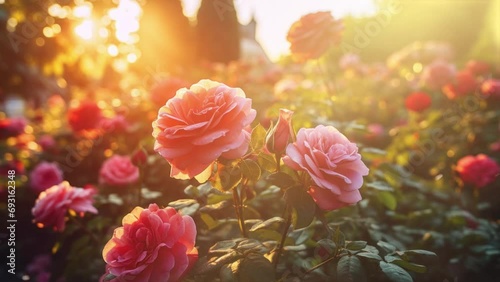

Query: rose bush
[102,204,198,282]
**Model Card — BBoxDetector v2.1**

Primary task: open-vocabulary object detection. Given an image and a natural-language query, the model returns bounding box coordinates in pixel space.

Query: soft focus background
[1,0,500,281]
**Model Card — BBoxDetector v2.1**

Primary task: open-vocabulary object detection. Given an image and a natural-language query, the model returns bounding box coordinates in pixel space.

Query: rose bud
[265,109,294,154]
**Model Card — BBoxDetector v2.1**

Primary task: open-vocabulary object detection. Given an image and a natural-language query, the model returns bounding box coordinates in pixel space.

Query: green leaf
[196,251,243,275]
[212,164,242,192]
[199,200,231,213]
[379,261,413,282]
[251,124,267,152]
[377,241,397,254]
[103,274,117,281]
[209,239,244,254]
[200,213,218,230]
[337,255,367,282]
[219,260,239,282]
[238,254,275,282]
[240,159,261,182]
[376,191,397,210]
[168,199,200,216]
[356,252,382,261]
[257,153,277,172]
[266,172,296,189]
[346,241,368,251]
[285,185,316,229]
[249,217,285,232]
[392,260,427,274]
[366,181,394,192]
[316,239,336,259]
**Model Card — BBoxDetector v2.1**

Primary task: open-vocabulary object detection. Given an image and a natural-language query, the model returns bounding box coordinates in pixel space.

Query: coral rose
[456,154,499,188]
[152,79,256,182]
[405,92,432,112]
[287,11,343,62]
[32,181,97,231]
[102,204,198,282]
[29,161,64,193]
[67,101,103,132]
[465,60,490,76]
[99,155,140,186]
[283,125,369,210]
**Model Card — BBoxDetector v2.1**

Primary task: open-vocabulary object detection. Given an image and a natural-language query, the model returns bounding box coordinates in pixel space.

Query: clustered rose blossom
[265,109,294,154]
[420,60,456,90]
[29,162,64,193]
[67,101,103,132]
[442,70,477,100]
[456,154,499,188]
[99,155,140,186]
[152,79,256,182]
[102,204,198,282]
[405,92,432,112]
[150,77,190,107]
[32,181,97,231]
[283,125,369,210]
[287,11,343,62]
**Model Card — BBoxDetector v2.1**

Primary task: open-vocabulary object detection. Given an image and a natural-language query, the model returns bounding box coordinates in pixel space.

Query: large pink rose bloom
[32,181,97,231]
[456,154,499,188]
[152,79,256,182]
[283,125,369,211]
[29,161,64,193]
[102,204,198,282]
[99,155,140,186]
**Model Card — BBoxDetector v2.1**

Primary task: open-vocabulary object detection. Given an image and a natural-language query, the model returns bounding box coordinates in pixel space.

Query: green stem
[304,255,337,274]
[273,204,292,269]
[275,153,281,172]
[71,215,100,244]
[233,187,247,238]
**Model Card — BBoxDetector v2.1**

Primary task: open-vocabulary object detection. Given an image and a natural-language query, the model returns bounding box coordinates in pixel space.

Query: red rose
[442,70,477,100]
[102,204,198,282]
[456,154,499,188]
[287,11,343,62]
[99,155,140,186]
[405,92,432,112]
[32,181,97,231]
[152,80,256,182]
[481,79,500,99]
[67,101,103,132]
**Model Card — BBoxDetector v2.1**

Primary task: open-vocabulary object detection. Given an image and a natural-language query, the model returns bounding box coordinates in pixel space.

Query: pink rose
[32,181,97,231]
[152,79,256,182]
[283,125,369,210]
[265,109,294,154]
[99,155,140,186]
[421,60,456,90]
[102,204,198,282]
[30,162,64,193]
[99,115,129,133]
[456,154,499,188]
[38,135,56,151]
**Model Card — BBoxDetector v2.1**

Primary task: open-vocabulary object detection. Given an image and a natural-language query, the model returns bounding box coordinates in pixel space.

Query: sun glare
[74,19,94,40]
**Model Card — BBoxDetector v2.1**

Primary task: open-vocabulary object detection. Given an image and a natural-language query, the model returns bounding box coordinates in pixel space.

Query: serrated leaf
[356,252,382,261]
[196,251,242,275]
[212,164,242,192]
[285,185,316,229]
[240,159,261,182]
[249,217,285,232]
[209,239,244,254]
[337,255,367,282]
[266,172,296,189]
[379,261,413,282]
[238,254,275,282]
[346,241,367,251]
[257,153,277,172]
[251,124,267,152]
[392,260,427,274]
[201,213,218,230]
[168,199,200,216]
[199,200,231,213]
[376,191,397,210]
[366,181,394,192]
[377,241,397,254]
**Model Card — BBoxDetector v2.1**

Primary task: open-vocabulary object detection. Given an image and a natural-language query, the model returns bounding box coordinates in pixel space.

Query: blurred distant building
[240,17,270,63]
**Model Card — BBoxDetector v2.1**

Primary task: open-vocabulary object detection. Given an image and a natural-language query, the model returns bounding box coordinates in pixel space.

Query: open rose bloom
[99,155,140,186]
[283,125,369,210]
[32,181,97,231]
[102,204,198,282]
[29,161,64,193]
[152,79,256,182]
[456,154,499,188]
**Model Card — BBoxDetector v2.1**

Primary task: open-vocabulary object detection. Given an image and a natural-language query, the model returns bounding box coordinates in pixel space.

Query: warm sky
[181,0,377,61]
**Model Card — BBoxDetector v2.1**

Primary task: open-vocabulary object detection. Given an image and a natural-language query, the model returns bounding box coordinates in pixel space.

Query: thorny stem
[233,186,247,238]
[273,204,292,269]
